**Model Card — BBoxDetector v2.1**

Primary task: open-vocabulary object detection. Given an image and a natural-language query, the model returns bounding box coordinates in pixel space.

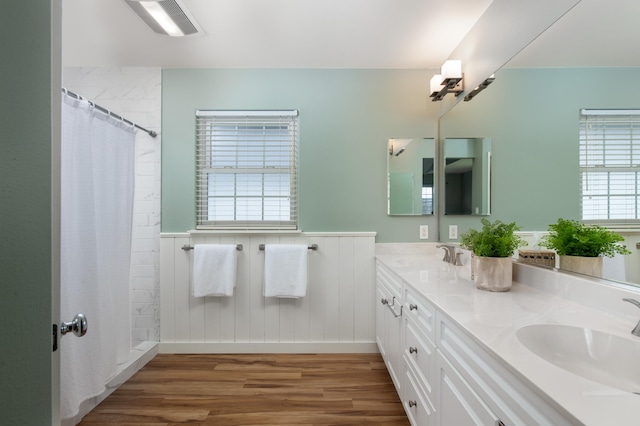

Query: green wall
[162,67,640,243]
[0,1,53,424]
[162,69,439,242]
[440,67,640,238]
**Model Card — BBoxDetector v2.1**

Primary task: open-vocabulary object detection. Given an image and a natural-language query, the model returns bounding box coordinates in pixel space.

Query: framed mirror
[444,138,491,215]
[387,138,435,216]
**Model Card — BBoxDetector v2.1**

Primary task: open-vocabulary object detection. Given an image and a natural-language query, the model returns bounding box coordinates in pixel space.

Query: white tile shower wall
[63,67,161,347]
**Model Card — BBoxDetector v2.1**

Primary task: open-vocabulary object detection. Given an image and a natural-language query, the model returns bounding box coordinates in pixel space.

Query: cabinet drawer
[436,350,501,426]
[404,286,436,341]
[403,362,435,426]
[436,312,574,426]
[404,319,436,400]
[376,261,402,299]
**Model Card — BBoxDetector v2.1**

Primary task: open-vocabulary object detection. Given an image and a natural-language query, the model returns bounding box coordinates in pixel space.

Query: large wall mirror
[387,138,435,216]
[438,2,640,289]
[444,138,491,216]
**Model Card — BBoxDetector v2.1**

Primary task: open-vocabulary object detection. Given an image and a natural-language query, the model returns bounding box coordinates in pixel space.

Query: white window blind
[580,109,640,221]
[196,110,299,230]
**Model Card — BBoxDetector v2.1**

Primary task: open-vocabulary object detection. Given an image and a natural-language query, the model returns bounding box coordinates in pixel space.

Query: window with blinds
[196,110,299,230]
[580,109,640,222]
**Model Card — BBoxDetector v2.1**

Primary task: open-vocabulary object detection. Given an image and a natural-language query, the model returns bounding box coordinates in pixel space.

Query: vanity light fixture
[124,0,203,37]
[430,60,464,101]
[389,138,413,156]
[464,75,495,102]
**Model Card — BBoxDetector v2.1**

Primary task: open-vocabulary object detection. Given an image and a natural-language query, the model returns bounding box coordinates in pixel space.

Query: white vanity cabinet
[376,261,438,425]
[376,259,575,426]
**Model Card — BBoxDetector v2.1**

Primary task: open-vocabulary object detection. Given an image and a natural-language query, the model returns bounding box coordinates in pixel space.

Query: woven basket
[518,249,556,268]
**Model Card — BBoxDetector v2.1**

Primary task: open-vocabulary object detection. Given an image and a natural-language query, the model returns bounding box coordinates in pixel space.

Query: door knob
[60,313,88,338]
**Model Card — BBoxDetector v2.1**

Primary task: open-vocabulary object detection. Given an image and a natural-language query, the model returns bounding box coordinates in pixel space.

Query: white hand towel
[264,244,308,298]
[193,244,237,297]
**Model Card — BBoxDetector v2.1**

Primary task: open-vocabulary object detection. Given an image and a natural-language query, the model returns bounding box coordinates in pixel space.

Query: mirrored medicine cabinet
[387,138,435,216]
[387,137,491,217]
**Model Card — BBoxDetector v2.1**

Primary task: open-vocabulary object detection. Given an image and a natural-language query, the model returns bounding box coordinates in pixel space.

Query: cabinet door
[387,300,404,395]
[436,350,502,426]
[386,296,403,392]
[375,283,388,358]
[376,281,403,391]
[404,362,435,426]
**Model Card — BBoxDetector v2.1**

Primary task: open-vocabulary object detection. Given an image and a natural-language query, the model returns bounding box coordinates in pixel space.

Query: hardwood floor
[79,353,410,425]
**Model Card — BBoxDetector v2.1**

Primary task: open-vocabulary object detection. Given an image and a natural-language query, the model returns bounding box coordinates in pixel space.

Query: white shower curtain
[60,94,136,422]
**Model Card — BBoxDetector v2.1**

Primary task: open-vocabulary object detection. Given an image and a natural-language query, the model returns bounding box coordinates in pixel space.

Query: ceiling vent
[124,0,203,37]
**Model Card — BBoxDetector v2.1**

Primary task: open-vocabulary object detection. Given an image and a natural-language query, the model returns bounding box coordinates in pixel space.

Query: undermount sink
[516,324,640,394]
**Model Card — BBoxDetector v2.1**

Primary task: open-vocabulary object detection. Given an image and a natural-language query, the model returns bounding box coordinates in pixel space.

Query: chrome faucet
[436,244,456,264]
[622,298,640,337]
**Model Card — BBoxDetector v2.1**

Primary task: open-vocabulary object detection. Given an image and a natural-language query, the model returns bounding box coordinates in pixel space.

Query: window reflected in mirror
[387,138,435,216]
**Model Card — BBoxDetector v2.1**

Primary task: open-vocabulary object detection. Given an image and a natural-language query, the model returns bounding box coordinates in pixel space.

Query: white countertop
[376,252,640,426]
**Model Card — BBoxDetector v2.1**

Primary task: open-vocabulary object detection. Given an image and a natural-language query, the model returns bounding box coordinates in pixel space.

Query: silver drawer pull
[409,346,418,354]
[385,301,402,318]
[408,400,417,408]
[409,304,418,311]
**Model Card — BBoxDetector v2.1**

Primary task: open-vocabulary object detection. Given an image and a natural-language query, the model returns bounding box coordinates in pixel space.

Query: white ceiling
[61,0,640,69]
[506,0,640,68]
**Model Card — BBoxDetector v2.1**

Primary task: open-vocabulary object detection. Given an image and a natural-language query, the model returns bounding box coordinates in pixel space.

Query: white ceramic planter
[559,255,603,278]
[473,255,513,292]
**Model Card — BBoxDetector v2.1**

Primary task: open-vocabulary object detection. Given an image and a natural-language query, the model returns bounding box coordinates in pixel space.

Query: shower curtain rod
[62,88,158,138]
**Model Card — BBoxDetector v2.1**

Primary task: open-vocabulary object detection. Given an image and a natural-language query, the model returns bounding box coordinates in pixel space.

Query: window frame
[580,109,640,225]
[195,110,299,230]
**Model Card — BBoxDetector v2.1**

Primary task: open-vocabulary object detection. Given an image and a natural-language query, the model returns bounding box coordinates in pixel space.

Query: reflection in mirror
[439,67,640,288]
[387,138,435,216]
[437,1,640,289]
[444,138,491,215]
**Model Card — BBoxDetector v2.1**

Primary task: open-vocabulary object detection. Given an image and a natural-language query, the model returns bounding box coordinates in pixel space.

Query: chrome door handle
[61,313,88,338]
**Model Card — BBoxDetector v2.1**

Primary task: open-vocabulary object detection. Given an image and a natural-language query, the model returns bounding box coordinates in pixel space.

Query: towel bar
[259,244,318,251]
[182,244,243,251]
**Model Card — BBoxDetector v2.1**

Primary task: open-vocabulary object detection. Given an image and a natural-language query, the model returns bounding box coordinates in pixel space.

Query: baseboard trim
[159,342,379,354]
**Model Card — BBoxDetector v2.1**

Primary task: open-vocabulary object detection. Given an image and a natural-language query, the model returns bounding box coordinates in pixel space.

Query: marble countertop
[376,252,640,426]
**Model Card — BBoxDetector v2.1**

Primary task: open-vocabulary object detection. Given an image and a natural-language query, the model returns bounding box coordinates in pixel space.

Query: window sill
[189,229,303,236]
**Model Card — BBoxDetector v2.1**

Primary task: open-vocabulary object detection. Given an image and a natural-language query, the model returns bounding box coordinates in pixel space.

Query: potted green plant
[539,218,631,277]
[460,218,527,292]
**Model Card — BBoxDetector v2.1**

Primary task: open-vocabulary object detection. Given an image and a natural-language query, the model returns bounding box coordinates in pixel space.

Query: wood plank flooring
[78,353,410,425]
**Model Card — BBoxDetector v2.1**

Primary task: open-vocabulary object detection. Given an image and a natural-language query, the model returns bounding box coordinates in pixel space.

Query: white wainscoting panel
[160,232,377,353]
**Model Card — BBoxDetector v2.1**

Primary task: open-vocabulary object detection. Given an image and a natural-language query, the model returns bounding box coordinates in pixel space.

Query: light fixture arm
[464,75,495,102]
